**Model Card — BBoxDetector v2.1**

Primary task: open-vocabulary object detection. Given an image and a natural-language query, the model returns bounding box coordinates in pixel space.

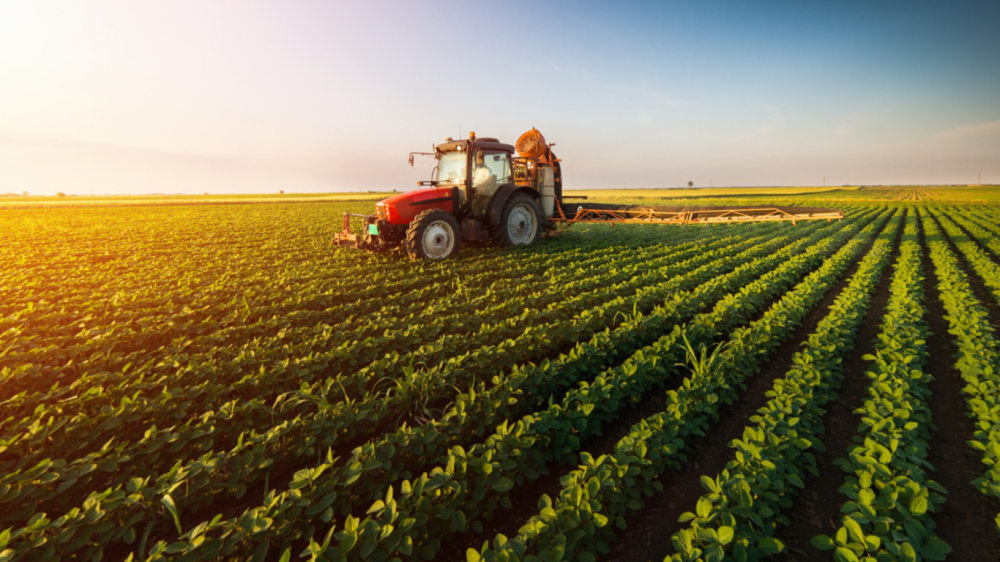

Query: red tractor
[336,128,562,260]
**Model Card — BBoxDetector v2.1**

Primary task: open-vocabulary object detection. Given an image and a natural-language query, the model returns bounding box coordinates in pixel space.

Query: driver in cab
[472,152,496,193]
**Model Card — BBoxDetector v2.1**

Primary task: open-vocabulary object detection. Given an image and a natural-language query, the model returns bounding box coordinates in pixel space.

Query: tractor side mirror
[409,154,414,166]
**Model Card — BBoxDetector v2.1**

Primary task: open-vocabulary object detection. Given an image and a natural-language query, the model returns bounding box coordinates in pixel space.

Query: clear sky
[1,0,998,194]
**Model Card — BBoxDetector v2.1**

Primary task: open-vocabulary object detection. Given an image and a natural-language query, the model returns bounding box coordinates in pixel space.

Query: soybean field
[3,186,1000,562]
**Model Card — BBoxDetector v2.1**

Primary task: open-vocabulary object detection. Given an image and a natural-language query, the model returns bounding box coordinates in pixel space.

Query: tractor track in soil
[439,216,881,561]
[920,210,1000,559]
[772,208,904,561]
[602,207,899,562]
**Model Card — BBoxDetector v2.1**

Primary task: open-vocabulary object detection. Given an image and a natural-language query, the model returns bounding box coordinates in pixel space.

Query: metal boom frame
[550,202,842,226]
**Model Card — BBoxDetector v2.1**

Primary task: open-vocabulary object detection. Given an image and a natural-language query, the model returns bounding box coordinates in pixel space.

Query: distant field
[12,185,1000,208]
[564,186,861,199]
[1,186,857,206]
[0,192,389,206]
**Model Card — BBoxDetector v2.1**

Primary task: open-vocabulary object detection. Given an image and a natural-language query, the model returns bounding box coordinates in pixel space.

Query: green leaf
[696,497,713,519]
[705,544,724,562]
[161,494,183,535]
[736,482,753,510]
[899,542,917,562]
[811,535,835,551]
[718,526,734,546]
[921,537,951,561]
[492,478,515,493]
[700,475,718,493]
[844,518,864,543]
[756,537,783,554]
[833,546,860,562]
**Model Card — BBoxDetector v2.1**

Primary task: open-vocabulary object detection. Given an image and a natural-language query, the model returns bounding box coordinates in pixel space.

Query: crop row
[667,209,903,562]
[923,210,1000,532]
[0,216,862,560]
[3,209,734,413]
[262,210,884,562]
[0,223,710,407]
[0,225,707,400]
[935,209,1000,307]
[0,225,797,528]
[1,227,743,468]
[805,211,951,561]
[467,208,898,562]
[103,211,878,560]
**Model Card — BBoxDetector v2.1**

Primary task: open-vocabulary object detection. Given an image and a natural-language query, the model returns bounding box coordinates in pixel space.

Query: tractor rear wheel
[405,209,462,260]
[495,193,542,247]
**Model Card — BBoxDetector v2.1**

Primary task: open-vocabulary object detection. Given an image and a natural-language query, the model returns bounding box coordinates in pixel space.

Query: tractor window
[472,151,511,214]
[484,151,512,185]
[435,152,467,185]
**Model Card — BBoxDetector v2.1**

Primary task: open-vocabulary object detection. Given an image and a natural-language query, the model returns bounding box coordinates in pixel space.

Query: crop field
[5,186,1000,562]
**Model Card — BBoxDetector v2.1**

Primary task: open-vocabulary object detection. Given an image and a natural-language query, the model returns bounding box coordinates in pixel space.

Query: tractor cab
[427,134,516,217]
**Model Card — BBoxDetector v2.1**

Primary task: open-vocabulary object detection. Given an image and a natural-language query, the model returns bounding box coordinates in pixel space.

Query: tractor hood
[376,187,455,225]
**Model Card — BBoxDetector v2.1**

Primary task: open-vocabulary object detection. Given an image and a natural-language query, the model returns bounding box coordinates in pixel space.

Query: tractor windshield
[435,151,467,185]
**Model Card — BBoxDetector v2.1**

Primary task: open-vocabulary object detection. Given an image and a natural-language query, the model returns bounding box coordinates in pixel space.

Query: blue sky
[1,0,997,194]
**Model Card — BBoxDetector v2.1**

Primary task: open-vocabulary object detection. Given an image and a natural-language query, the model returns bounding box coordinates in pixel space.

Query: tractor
[335,128,561,260]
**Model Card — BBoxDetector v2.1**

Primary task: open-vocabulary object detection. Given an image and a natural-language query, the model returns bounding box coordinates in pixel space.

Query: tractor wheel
[495,193,542,247]
[405,209,462,260]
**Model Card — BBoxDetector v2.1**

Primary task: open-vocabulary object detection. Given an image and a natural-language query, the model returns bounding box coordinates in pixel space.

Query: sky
[1,1,998,195]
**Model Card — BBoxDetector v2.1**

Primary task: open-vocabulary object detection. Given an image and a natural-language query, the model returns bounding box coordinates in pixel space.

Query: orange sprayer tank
[516,128,552,163]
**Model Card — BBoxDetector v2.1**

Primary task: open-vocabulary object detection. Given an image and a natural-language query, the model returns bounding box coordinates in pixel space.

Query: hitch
[334,212,374,248]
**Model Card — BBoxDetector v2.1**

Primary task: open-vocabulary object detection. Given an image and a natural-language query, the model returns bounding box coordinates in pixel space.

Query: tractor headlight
[376,204,386,221]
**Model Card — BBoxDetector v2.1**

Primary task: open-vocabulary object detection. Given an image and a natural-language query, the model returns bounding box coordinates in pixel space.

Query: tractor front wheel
[405,209,462,260]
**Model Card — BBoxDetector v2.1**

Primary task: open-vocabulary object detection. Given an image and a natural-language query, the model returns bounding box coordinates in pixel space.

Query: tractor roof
[436,138,515,154]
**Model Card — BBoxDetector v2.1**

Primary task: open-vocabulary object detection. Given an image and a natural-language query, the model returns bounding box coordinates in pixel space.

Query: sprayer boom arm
[552,202,842,225]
